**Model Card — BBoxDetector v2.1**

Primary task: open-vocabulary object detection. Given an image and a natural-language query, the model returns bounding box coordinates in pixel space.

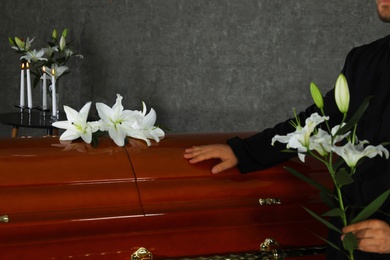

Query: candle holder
[49,79,60,120]
[14,105,39,114]
[36,107,50,115]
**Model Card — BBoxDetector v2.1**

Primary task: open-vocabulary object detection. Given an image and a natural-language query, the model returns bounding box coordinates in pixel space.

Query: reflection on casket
[0,133,332,259]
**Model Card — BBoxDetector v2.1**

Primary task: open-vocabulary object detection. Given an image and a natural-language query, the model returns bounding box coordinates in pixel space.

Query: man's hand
[184,144,238,174]
[342,219,390,254]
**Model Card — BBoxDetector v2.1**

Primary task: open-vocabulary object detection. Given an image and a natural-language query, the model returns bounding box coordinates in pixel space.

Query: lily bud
[52,29,58,40]
[15,37,25,50]
[310,82,324,109]
[335,73,350,114]
[59,35,66,51]
[8,37,16,47]
[62,28,68,38]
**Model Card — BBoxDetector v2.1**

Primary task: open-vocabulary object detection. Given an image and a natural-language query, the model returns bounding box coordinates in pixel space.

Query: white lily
[125,102,165,146]
[64,49,73,57]
[52,102,97,143]
[43,46,59,58]
[332,141,389,168]
[95,94,142,146]
[272,113,328,162]
[291,113,328,147]
[44,64,69,79]
[20,49,48,63]
[309,129,332,156]
[64,49,84,59]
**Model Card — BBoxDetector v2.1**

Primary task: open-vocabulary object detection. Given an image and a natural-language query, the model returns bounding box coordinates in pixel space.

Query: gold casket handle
[259,198,281,206]
[131,247,153,260]
[260,238,284,259]
[0,215,9,223]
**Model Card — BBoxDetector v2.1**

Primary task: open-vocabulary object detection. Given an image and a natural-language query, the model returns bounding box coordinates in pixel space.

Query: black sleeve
[226,43,367,174]
[228,71,344,174]
[227,104,317,173]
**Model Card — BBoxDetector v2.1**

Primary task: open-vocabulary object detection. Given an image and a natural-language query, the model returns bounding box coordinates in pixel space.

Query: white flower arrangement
[52,94,165,147]
[9,28,83,88]
[272,74,390,259]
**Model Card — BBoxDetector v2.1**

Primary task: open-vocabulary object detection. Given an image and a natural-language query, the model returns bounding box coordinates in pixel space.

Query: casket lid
[0,137,142,220]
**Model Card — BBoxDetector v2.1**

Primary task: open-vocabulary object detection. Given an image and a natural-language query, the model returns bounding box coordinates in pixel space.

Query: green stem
[308,150,329,165]
[320,108,332,133]
[325,155,347,225]
[326,152,353,260]
[335,186,347,226]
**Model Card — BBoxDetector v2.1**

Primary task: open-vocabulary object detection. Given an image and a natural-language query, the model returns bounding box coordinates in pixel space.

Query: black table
[0,111,61,137]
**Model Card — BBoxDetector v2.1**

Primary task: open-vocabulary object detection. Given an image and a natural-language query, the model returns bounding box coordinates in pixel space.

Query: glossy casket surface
[0,133,332,259]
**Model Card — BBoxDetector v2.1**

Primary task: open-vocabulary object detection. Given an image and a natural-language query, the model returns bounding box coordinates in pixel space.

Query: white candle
[20,62,25,108]
[42,67,47,110]
[51,68,57,118]
[26,62,33,109]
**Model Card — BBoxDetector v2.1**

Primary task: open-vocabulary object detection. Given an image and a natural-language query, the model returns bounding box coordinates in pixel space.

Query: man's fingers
[342,220,390,254]
[358,239,388,254]
[212,160,236,174]
[184,144,238,173]
[184,145,222,160]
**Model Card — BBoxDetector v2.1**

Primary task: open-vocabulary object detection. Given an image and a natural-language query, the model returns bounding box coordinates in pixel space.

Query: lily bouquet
[9,28,83,92]
[52,94,165,147]
[272,74,390,259]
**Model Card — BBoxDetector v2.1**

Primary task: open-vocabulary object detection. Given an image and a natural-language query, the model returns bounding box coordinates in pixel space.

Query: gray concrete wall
[0,0,388,138]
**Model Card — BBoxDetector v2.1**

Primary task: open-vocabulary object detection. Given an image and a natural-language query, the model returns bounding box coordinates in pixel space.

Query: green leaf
[338,96,372,135]
[322,208,344,218]
[284,166,333,195]
[280,149,299,154]
[332,157,345,173]
[313,233,347,256]
[334,168,354,187]
[380,142,390,149]
[378,209,390,217]
[91,135,99,148]
[320,191,338,209]
[352,189,390,224]
[48,41,56,48]
[91,130,107,148]
[342,232,358,254]
[303,206,342,234]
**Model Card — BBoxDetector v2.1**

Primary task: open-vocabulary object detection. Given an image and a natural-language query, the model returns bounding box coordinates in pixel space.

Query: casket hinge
[131,247,153,260]
[259,198,281,206]
[0,215,9,223]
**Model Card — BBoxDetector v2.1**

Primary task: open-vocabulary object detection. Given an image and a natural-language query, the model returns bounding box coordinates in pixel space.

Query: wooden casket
[0,133,332,259]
